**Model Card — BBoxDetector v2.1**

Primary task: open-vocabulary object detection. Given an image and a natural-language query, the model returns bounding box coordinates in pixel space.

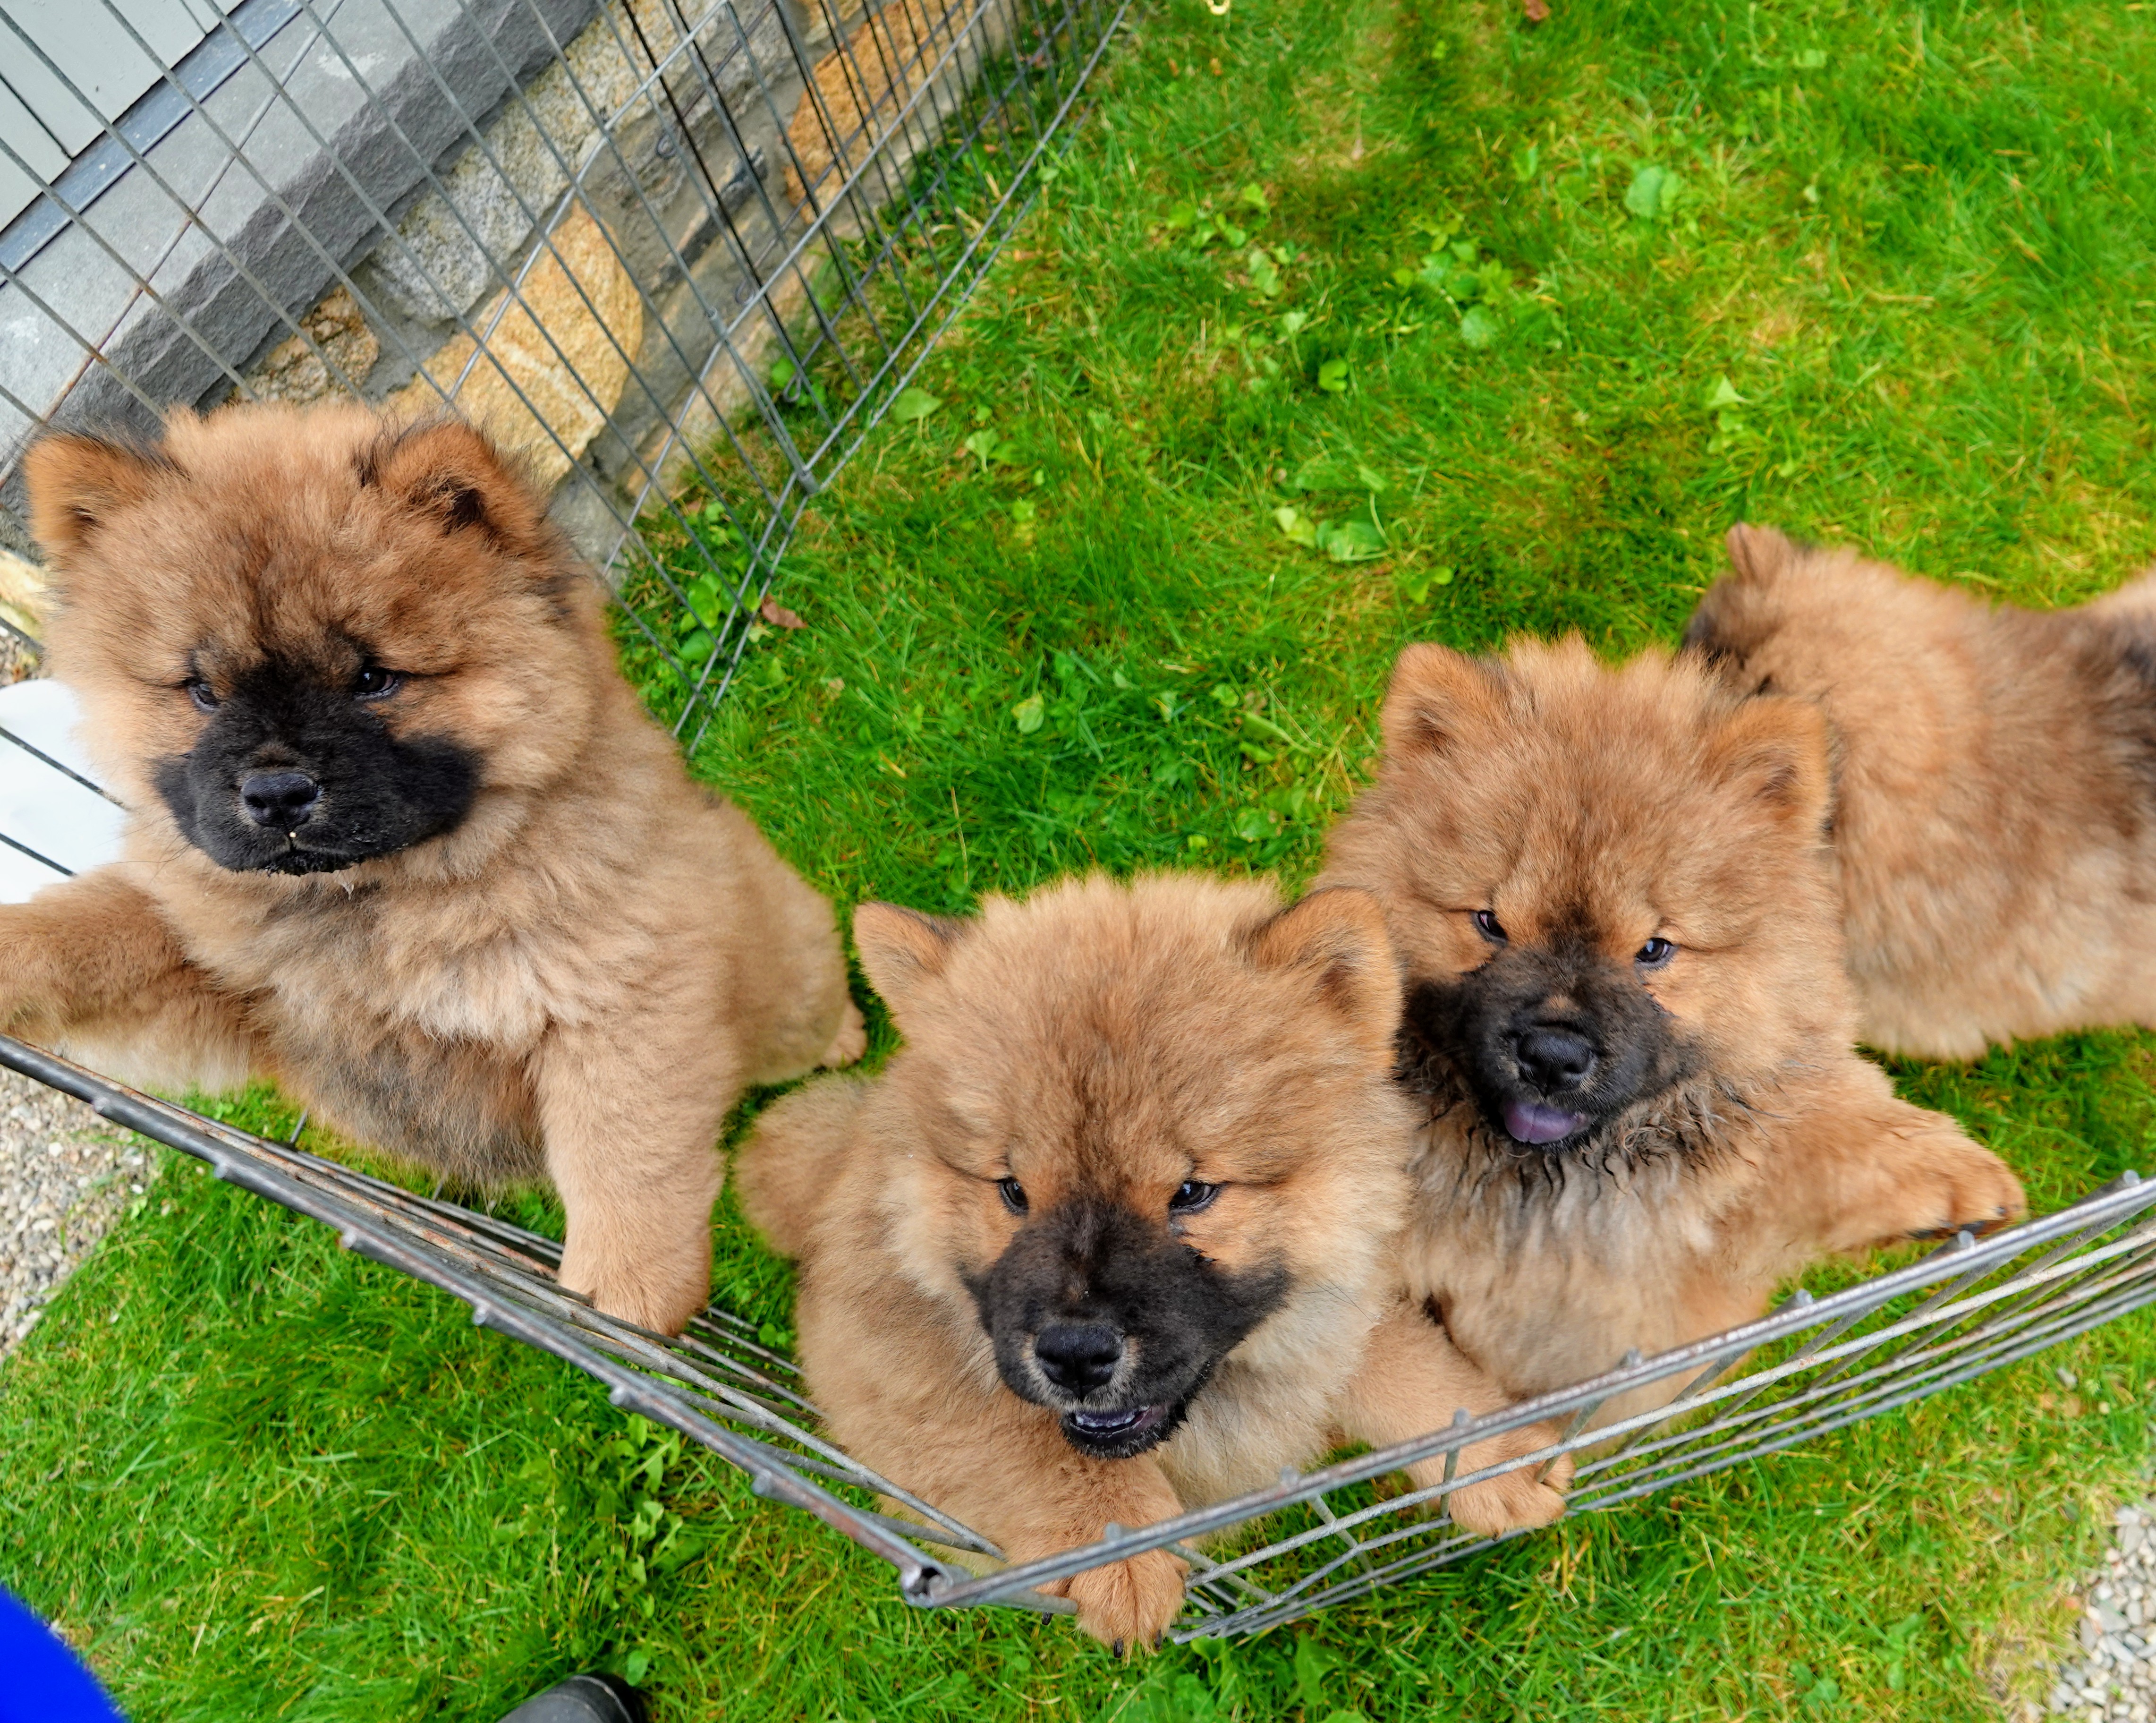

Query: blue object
[0,1588,124,1722]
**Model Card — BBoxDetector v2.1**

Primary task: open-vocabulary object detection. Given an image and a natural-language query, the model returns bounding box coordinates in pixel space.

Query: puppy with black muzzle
[6,403,866,1334]
[1317,638,2028,1425]
[737,874,1572,1651]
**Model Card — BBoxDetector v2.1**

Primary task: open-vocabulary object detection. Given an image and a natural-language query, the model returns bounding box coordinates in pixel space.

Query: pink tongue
[1504,1101,1589,1145]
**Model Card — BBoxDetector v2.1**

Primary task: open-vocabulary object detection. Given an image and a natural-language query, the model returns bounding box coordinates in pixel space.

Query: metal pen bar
[0,1016,2150,1638]
[0,723,119,805]
[928,1180,2156,1609]
[0,831,72,877]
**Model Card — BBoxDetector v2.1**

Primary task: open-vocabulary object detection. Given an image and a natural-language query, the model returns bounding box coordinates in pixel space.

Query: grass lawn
[8,0,2156,1716]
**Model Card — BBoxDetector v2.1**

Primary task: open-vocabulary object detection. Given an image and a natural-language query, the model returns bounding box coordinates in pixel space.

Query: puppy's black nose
[1034,1323,1124,1395]
[1515,1025,1596,1092]
[241,770,321,828]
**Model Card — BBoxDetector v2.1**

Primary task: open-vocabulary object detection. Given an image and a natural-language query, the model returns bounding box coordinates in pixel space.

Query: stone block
[390,204,642,489]
[242,287,384,404]
[369,6,641,324]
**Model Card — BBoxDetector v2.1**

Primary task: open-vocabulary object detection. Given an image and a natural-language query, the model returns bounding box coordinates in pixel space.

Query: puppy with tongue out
[737,874,1572,1652]
[1319,637,2027,1431]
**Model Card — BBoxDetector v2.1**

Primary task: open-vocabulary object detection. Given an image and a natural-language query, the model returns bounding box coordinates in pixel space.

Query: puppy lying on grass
[1689,523,2156,1059]
[1319,639,2026,1427]
[738,875,1571,1651]
[11,403,864,1334]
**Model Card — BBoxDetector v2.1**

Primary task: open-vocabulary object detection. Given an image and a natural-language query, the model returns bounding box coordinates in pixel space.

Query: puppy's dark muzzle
[965,1194,1290,1460]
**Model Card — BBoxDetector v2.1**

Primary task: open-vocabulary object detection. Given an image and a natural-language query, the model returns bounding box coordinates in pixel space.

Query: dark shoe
[498,1673,648,1723]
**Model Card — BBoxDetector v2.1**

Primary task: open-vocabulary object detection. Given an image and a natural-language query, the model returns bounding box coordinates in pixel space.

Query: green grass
[8,0,2156,1715]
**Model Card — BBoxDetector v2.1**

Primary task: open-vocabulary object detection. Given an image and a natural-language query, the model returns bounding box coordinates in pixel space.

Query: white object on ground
[0,680,126,903]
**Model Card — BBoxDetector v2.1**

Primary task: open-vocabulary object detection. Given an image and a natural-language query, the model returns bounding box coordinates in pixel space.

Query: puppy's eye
[353,667,402,699]
[1637,936,1676,969]
[186,680,219,713]
[1169,1180,1219,1214]
[1472,909,1507,943]
[997,1177,1029,1215]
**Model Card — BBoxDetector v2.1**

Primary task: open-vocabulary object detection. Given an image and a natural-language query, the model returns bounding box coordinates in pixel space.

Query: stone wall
[243,0,996,567]
[1,0,1004,572]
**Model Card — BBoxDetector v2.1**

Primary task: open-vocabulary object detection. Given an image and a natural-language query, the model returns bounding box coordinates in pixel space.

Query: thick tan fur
[737,875,1571,1650]
[16,402,864,1333]
[1318,639,2025,1424]
[1689,523,2156,1059]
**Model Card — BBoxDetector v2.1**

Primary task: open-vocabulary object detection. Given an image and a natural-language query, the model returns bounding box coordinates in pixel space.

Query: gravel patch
[2042,1472,2156,1722]
[0,1066,153,1359]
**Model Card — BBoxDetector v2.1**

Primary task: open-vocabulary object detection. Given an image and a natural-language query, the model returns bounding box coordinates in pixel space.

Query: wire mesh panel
[10,1030,2153,1643]
[0,0,1126,738]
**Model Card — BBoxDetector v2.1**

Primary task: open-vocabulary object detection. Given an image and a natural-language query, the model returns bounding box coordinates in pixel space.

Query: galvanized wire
[5,1032,2149,1642]
[0,0,1125,739]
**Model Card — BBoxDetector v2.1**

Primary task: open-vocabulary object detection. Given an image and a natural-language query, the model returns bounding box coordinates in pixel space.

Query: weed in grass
[7,0,2156,1716]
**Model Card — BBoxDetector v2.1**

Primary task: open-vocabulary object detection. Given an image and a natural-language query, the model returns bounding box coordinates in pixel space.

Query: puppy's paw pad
[1060,1548,1186,1650]
[819,1001,868,1069]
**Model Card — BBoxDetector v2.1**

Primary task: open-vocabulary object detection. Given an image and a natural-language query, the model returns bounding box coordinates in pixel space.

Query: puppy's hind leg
[0,868,255,1091]
[535,1015,735,1336]
[717,807,866,1081]
[1335,1301,1572,1536]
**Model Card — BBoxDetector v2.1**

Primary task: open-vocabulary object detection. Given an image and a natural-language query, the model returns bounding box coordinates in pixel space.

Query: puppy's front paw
[1049,1546,1187,1653]
[819,1000,868,1069]
[1437,1420,1572,1537]
[559,1246,709,1337]
[1884,1119,2028,1243]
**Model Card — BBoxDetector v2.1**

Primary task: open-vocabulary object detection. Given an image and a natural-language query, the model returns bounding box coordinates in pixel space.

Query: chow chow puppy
[13,402,864,1332]
[737,875,1571,1650]
[1316,639,2026,1422]
[1687,522,2156,1059]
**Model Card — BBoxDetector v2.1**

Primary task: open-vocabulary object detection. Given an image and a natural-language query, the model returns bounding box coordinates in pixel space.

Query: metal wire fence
[0,0,1126,739]
[9,1030,2153,1643]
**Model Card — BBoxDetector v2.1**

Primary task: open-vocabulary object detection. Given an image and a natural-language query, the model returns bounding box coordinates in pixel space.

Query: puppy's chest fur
[160,857,655,1178]
[1407,1100,1753,1398]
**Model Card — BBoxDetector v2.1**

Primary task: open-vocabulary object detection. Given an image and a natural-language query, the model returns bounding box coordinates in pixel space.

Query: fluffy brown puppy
[15,402,864,1333]
[1317,639,2026,1421]
[738,875,1571,1651]
[1688,523,2156,1059]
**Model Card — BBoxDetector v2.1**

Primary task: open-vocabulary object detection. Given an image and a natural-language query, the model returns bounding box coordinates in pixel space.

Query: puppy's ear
[23,433,172,563]
[357,418,548,555]
[854,903,970,1020]
[1725,522,1797,585]
[1378,642,1506,758]
[1246,888,1401,1049]
[1708,695,1830,830]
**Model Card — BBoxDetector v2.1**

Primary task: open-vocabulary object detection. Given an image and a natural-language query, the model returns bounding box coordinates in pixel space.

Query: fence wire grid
[0,0,1126,740]
[7,1032,2153,1642]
